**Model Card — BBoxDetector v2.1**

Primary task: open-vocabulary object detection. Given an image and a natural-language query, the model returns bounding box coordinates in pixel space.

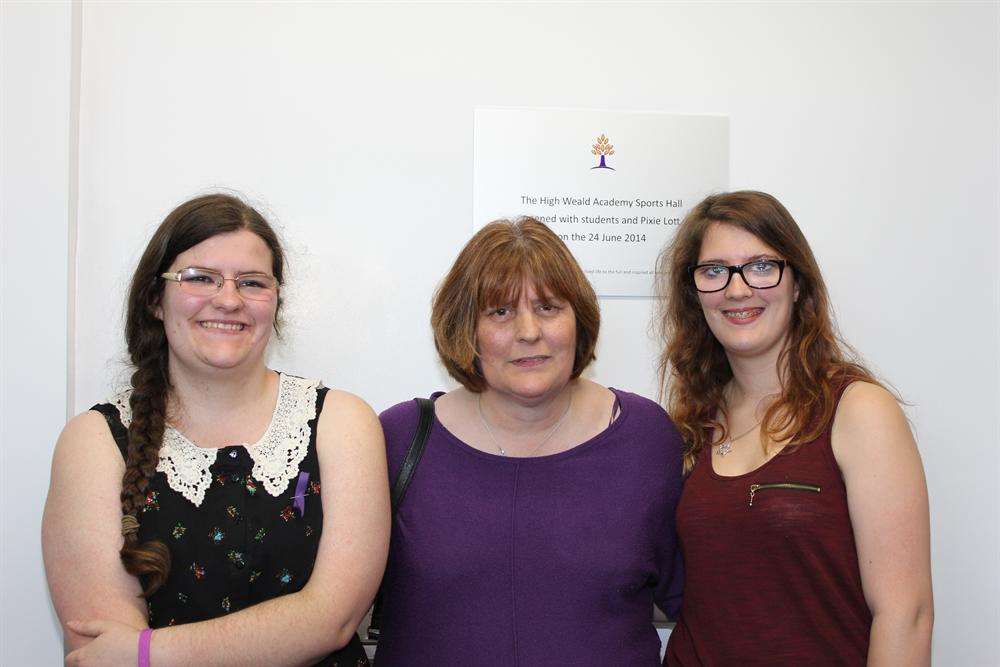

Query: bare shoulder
[316,388,384,454]
[831,381,916,465]
[52,409,123,473]
[62,408,116,440]
[47,409,124,519]
[833,381,907,433]
[320,388,378,422]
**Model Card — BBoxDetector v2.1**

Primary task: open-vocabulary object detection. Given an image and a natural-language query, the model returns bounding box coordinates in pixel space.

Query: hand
[65,619,142,667]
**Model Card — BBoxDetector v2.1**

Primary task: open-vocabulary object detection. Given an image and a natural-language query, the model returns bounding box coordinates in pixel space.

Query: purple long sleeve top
[374,389,684,666]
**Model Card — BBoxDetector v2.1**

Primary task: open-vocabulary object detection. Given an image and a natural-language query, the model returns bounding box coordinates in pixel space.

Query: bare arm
[42,411,149,653]
[832,382,933,666]
[67,390,391,667]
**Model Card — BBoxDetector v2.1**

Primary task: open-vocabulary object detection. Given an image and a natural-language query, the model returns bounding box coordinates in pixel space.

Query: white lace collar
[111,373,321,507]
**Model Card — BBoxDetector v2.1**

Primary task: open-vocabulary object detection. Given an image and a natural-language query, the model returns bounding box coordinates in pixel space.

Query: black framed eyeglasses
[689,259,788,293]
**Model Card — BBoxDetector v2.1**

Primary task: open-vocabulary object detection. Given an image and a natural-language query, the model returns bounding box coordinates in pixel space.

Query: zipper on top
[748,482,821,507]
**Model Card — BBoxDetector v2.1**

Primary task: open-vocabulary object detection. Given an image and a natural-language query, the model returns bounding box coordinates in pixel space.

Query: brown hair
[432,217,600,392]
[655,191,884,472]
[120,193,285,596]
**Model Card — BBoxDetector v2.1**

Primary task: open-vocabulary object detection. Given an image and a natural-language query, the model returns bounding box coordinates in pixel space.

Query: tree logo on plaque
[590,134,616,170]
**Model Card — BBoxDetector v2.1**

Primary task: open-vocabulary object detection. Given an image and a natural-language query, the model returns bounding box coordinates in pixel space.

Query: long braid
[119,322,171,596]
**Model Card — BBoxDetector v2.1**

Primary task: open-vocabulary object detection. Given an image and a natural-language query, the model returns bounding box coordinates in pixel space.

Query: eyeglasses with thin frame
[160,267,279,301]
[689,259,788,293]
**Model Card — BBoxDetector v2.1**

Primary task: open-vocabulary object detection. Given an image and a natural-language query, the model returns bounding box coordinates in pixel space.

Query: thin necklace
[717,419,762,457]
[477,390,574,457]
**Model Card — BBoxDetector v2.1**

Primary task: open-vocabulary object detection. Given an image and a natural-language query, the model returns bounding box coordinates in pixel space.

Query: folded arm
[55,391,390,667]
[43,410,150,654]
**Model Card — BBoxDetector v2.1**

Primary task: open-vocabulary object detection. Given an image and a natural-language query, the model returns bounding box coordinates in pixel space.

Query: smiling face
[156,229,278,376]
[475,279,577,405]
[696,223,798,363]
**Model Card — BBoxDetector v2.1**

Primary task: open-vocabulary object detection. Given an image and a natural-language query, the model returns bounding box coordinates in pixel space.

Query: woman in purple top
[374,217,684,665]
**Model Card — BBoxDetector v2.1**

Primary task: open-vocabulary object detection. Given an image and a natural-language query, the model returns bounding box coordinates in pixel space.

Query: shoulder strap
[390,397,434,511]
[368,397,434,642]
[313,385,330,420]
[91,403,129,459]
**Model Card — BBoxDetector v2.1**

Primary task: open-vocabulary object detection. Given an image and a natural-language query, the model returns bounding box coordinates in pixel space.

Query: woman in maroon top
[655,191,932,665]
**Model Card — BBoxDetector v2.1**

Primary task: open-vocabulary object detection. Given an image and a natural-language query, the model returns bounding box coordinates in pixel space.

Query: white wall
[3,2,997,664]
[1,1,74,663]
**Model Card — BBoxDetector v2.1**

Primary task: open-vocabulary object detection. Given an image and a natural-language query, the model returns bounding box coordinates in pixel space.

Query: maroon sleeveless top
[665,396,872,666]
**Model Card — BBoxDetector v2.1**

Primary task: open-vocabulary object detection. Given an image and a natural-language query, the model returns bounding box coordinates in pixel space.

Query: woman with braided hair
[43,193,389,666]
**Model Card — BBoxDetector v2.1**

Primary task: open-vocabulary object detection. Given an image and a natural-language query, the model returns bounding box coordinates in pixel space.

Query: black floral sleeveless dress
[92,373,369,666]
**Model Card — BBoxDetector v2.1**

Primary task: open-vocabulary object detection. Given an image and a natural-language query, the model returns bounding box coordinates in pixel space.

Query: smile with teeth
[199,321,246,331]
[723,307,764,322]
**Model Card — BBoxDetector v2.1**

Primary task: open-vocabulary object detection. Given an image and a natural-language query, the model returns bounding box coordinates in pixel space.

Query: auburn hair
[655,191,884,472]
[432,217,600,392]
[120,193,285,596]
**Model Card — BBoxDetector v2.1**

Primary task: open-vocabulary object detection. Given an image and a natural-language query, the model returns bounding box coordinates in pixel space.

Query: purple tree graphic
[591,134,615,170]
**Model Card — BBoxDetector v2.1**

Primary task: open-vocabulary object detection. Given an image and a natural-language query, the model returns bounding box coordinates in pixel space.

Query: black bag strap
[390,397,434,509]
[368,397,435,642]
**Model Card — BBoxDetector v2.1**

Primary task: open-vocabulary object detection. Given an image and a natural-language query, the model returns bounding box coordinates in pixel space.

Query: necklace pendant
[718,440,733,457]
[497,447,506,456]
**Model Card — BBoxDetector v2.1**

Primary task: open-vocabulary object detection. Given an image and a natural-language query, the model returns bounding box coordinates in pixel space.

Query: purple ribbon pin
[293,471,309,516]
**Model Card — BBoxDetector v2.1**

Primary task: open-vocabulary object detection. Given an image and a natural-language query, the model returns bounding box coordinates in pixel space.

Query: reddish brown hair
[432,217,600,392]
[655,191,884,472]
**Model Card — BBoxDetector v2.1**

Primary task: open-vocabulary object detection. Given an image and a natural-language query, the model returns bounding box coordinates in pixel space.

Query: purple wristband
[138,628,153,667]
